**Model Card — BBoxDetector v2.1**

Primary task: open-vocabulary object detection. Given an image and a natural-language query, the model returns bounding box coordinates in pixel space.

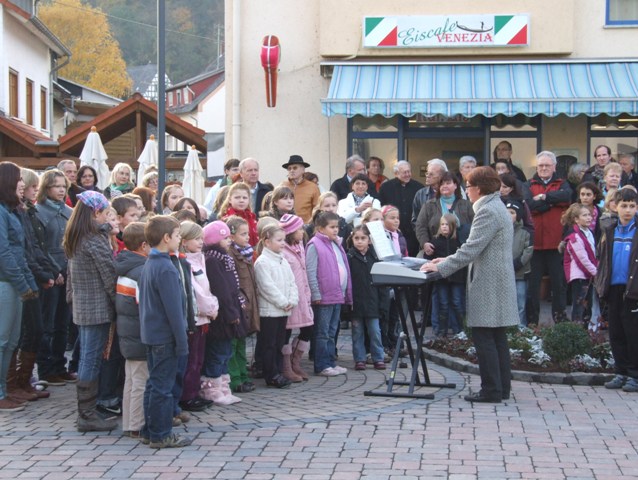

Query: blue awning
[321,62,638,118]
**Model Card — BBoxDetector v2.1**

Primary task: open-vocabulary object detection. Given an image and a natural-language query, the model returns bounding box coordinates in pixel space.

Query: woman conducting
[421,166,518,403]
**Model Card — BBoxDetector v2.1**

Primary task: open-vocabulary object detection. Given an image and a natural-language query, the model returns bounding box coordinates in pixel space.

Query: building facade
[225,0,638,185]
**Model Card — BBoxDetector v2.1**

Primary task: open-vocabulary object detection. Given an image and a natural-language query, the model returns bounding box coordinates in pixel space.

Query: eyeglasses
[537,164,553,169]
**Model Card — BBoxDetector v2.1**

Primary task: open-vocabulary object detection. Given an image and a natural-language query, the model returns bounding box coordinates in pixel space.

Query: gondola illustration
[456,22,493,33]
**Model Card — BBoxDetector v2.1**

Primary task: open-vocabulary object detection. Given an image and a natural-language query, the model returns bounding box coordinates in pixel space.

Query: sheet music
[366,221,396,260]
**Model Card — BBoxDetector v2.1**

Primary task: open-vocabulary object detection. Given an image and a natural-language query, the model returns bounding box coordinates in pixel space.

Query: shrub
[542,322,592,366]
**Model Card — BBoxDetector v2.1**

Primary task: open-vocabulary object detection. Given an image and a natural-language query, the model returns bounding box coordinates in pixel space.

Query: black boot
[76,381,117,432]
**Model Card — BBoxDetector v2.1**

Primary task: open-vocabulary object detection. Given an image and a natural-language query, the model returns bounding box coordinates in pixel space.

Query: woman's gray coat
[436,192,518,329]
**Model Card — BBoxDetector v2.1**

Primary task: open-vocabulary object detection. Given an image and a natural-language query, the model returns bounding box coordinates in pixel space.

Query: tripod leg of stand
[385,332,406,392]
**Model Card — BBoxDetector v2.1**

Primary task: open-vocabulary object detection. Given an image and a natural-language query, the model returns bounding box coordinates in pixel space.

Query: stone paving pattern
[1,329,637,480]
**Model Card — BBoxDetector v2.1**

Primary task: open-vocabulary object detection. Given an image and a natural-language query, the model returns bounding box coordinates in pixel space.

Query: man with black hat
[279,155,320,223]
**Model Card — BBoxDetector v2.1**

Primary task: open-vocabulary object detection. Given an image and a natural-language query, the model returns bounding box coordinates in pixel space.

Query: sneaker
[333,365,348,375]
[97,403,122,416]
[0,398,26,412]
[317,367,339,377]
[622,377,638,393]
[604,374,627,389]
[149,433,193,449]
[172,417,182,427]
[179,398,210,412]
[354,362,366,371]
[42,375,66,386]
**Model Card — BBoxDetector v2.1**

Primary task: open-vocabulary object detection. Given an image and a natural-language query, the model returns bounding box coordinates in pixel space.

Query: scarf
[439,195,460,225]
[204,245,246,308]
[232,242,254,262]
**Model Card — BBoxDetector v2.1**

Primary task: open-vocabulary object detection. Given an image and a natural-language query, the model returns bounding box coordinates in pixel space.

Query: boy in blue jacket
[138,216,191,448]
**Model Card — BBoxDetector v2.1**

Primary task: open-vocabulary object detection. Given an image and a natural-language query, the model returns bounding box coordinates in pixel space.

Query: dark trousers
[471,327,511,400]
[260,316,287,382]
[19,298,43,352]
[570,279,592,325]
[181,327,206,401]
[38,284,69,377]
[527,249,566,324]
[607,285,638,378]
[97,329,124,408]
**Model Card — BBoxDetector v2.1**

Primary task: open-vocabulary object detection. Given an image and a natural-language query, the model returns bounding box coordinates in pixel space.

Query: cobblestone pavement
[1,328,637,480]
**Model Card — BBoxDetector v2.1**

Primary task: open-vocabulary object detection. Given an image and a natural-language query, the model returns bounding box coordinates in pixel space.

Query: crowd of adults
[2,142,637,412]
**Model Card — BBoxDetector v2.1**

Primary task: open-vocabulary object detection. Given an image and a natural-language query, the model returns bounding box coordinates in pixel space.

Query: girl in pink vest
[305,212,352,377]
[561,204,598,325]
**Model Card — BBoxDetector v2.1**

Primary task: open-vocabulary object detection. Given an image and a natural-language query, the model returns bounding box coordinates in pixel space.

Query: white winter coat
[254,247,299,317]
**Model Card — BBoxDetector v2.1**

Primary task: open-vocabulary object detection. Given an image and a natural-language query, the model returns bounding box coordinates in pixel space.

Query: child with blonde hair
[279,214,314,381]
[254,223,298,388]
[220,183,258,246]
[561,204,598,325]
[178,221,218,411]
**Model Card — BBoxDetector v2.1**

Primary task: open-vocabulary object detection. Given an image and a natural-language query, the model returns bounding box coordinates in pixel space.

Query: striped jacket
[115,249,147,360]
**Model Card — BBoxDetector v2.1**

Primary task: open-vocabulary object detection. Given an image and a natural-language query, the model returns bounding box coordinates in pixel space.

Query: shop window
[490,138,539,180]
[9,69,18,117]
[352,138,398,170]
[490,114,539,132]
[26,79,33,125]
[40,87,47,130]
[590,114,638,163]
[606,0,638,25]
[352,115,398,132]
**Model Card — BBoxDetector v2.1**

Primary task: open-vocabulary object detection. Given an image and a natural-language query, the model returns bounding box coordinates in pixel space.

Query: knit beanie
[203,220,230,246]
[505,200,523,222]
[279,214,304,235]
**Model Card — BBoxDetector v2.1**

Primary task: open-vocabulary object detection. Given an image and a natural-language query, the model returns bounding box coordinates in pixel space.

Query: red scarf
[224,207,258,246]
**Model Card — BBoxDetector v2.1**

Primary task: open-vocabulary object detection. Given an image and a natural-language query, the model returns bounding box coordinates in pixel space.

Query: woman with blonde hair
[104,163,135,200]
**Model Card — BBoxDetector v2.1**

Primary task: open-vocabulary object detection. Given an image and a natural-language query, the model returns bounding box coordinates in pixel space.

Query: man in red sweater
[525,151,572,325]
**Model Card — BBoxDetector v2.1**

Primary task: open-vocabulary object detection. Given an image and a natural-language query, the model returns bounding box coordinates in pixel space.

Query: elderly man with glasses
[525,151,572,325]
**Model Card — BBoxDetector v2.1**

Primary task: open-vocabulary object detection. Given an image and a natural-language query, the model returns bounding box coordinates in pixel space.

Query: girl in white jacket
[254,224,299,388]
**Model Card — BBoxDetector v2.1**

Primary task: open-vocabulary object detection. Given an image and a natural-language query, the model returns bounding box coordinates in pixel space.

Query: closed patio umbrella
[137,135,158,186]
[182,145,205,205]
[79,126,110,190]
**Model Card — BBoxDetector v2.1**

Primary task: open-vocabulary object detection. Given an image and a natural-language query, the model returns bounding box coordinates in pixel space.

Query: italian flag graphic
[365,17,398,47]
[494,15,528,45]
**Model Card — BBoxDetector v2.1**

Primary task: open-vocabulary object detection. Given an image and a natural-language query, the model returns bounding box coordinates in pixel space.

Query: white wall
[2,10,52,131]
[198,83,225,133]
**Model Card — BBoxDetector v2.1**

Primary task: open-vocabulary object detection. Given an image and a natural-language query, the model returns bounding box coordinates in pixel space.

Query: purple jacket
[306,233,353,305]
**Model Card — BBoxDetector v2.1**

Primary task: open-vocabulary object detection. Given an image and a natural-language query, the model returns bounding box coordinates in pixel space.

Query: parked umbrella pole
[156,0,166,213]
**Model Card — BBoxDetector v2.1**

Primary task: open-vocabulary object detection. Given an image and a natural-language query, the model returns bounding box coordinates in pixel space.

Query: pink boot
[291,338,310,380]
[281,344,303,382]
[221,374,242,404]
[200,376,234,406]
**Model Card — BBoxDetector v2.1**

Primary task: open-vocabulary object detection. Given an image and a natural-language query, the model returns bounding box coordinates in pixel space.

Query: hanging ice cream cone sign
[261,35,280,107]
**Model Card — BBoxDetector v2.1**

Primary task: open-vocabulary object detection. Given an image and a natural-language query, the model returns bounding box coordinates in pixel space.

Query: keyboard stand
[364,283,456,399]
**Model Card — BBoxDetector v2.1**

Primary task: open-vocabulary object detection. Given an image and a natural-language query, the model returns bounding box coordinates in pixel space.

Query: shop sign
[363,14,529,48]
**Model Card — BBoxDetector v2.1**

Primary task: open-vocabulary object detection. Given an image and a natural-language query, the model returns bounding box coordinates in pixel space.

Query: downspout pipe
[231,0,241,158]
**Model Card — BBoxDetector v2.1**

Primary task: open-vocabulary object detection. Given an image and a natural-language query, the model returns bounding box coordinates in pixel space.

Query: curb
[423,348,614,387]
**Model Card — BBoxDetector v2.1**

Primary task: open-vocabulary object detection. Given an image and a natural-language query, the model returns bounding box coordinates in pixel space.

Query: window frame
[606,0,638,26]
[40,87,48,130]
[9,69,18,117]
[26,79,34,125]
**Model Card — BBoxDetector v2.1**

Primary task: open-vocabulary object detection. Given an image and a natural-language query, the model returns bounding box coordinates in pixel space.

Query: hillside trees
[39,0,131,98]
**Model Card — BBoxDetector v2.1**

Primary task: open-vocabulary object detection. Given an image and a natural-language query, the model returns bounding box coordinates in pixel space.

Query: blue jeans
[516,280,527,327]
[436,283,465,335]
[351,317,384,363]
[97,329,123,408]
[171,354,188,415]
[77,323,110,383]
[38,284,69,377]
[203,334,232,378]
[142,342,178,442]
[0,282,22,399]
[313,304,341,372]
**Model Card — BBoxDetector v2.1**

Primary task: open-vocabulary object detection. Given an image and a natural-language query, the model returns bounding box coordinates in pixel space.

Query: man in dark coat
[492,141,527,183]
[239,158,273,214]
[330,155,378,201]
[378,160,423,256]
